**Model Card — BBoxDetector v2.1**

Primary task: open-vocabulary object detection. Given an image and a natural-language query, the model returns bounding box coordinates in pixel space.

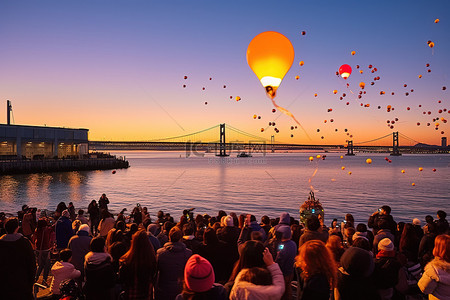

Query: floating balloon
[366,158,372,164]
[112,170,116,174]
[301,31,306,35]
[432,168,436,172]
[309,156,314,161]
[247,31,294,99]
[351,51,356,56]
[247,31,309,139]
[401,170,405,173]
[341,166,345,170]
[253,115,257,119]
[339,64,352,79]
[412,183,416,186]
[340,156,344,159]
[295,75,300,80]
[333,90,338,94]
[316,155,321,159]
[359,82,365,89]
[235,96,241,101]
[418,75,422,78]
[348,171,352,175]
[260,128,264,132]
[299,61,304,66]
[435,19,439,23]
[428,41,435,48]
[184,76,188,79]
[419,167,423,171]
[204,102,208,105]
[272,109,276,113]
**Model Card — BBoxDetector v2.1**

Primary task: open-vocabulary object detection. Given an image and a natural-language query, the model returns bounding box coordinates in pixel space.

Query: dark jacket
[175,283,228,300]
[0,233,36,300]
[68,230,92,275]
[155,241,192,300]
[373,254,402,289]
[198,240,236,284]
[84,252,115,299]
[55,216,73,249]
[368,214,397,235]
[298,272,330,300]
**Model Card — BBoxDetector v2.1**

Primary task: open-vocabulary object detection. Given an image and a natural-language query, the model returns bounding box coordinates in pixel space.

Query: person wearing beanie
[175,254,227,300]
[68,223,92,280]
[336,247,379,300]
[230,247,285,300]
[216,215,240,264]
[55,209,74,250]
[373,238,402,300]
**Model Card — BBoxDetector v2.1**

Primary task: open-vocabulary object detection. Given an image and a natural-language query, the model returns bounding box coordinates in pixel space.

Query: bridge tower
[216,123,229,157]
[390,131,402,156]
[346,140,355,156]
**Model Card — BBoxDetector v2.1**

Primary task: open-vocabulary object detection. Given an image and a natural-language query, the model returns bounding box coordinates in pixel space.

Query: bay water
[0,151,449,225]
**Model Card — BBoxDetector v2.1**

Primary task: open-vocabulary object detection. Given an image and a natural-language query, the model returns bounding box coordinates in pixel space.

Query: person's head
[378,238,394,252]
[277,226,292,240]
[239,267,272,286]
[381,205,391,215]
[217,210,227,221]
[296,240,337,288]
[427,222,438,234]
[250,231,263,241]
[356,223,367,233]
[203,227,219,245]
[326,234,343,250]
[115,220,126,231]
[68,202,73,207]
[331,218,338,229]
[352,238,372,252]
[157,210,164,219]
[37,218,48,230]
[261,215,270,226]
[400,223,419,251]
[224,215,234,227]
[129,223,138,234]
[78,224,90,234]
[62,210,70,219]
[72,220,81,232]
[345,214,354,225]
[120,230,156,269]
[433,234,450,262]
[90,237,106,253]
[340,246,374,278]
[90,200,97,206]
[169,227,182,243]
[59,249,72,262]
[437,210,447,220]
[306,215,320,231]
[4,218,19,234]
[78,209,84,216]
[147,223,159,236]
[425,215,434,224]
[184,255,215,293]
[231,240,265,281]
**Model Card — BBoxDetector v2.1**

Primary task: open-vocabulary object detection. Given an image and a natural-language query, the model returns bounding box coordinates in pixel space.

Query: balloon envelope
[339,64,352,79]
[247,31,295,98]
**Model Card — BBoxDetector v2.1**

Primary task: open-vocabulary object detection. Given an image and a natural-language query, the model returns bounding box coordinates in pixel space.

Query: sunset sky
[0,0,449,145]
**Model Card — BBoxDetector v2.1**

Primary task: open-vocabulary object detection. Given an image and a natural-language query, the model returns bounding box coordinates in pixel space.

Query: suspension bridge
[89,124,449,155]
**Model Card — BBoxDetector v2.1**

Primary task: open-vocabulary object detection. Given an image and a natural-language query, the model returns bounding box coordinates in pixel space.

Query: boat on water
[237,152,252,157]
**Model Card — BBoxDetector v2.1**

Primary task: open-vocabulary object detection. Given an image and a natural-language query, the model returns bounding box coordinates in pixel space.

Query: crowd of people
[0,195,449,300]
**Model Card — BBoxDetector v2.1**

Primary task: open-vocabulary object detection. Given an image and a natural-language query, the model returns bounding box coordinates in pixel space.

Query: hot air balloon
[339,64,352,79]
[247,31,294,99]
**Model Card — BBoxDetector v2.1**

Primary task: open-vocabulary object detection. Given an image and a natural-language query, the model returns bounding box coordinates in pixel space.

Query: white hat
[78,224,90,233]
[378,238,394,251]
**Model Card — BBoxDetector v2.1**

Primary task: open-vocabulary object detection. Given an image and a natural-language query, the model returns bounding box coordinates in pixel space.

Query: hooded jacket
[418,258,450,300]
[229,263,285,300]
[84,252,115,297]
[155,241,192,300]
[50,261,81,294]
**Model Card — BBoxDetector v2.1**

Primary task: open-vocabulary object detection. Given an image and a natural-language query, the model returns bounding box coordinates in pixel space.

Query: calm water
[0,151,449,225]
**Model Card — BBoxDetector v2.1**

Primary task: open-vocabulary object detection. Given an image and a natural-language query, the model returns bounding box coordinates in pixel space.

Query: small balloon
[366,158,372,164]
[184,76,188,79]
[341,166,345,170]
[339,64,352,79]
[419,167,423,171]
[309,156,314,161]
[261,128,264,132]
[253,115,257,119]
[235,96,241,101]
[295,75,300,80]
[433,168,437,172]
[299,61,304,66]
[359,82,365,89]
[351,51,356,55]
[428,41,435,48]
[418,75,422,78]
[272,109,276,113]
[204,102,208,105]
[301,31,306,35]
[340,156,344,159]
[435,19,439,23]
[401,170,405,173]
[348,171,352,175]
[412,183,416,186]
[333,90,338,94]
[112,170,116,174]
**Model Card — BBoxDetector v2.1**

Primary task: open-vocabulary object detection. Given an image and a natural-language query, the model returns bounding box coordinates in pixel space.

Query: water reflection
[0,175,19,203]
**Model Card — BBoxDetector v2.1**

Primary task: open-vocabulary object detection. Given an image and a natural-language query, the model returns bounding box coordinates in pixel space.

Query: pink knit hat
[184,255,215,292]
